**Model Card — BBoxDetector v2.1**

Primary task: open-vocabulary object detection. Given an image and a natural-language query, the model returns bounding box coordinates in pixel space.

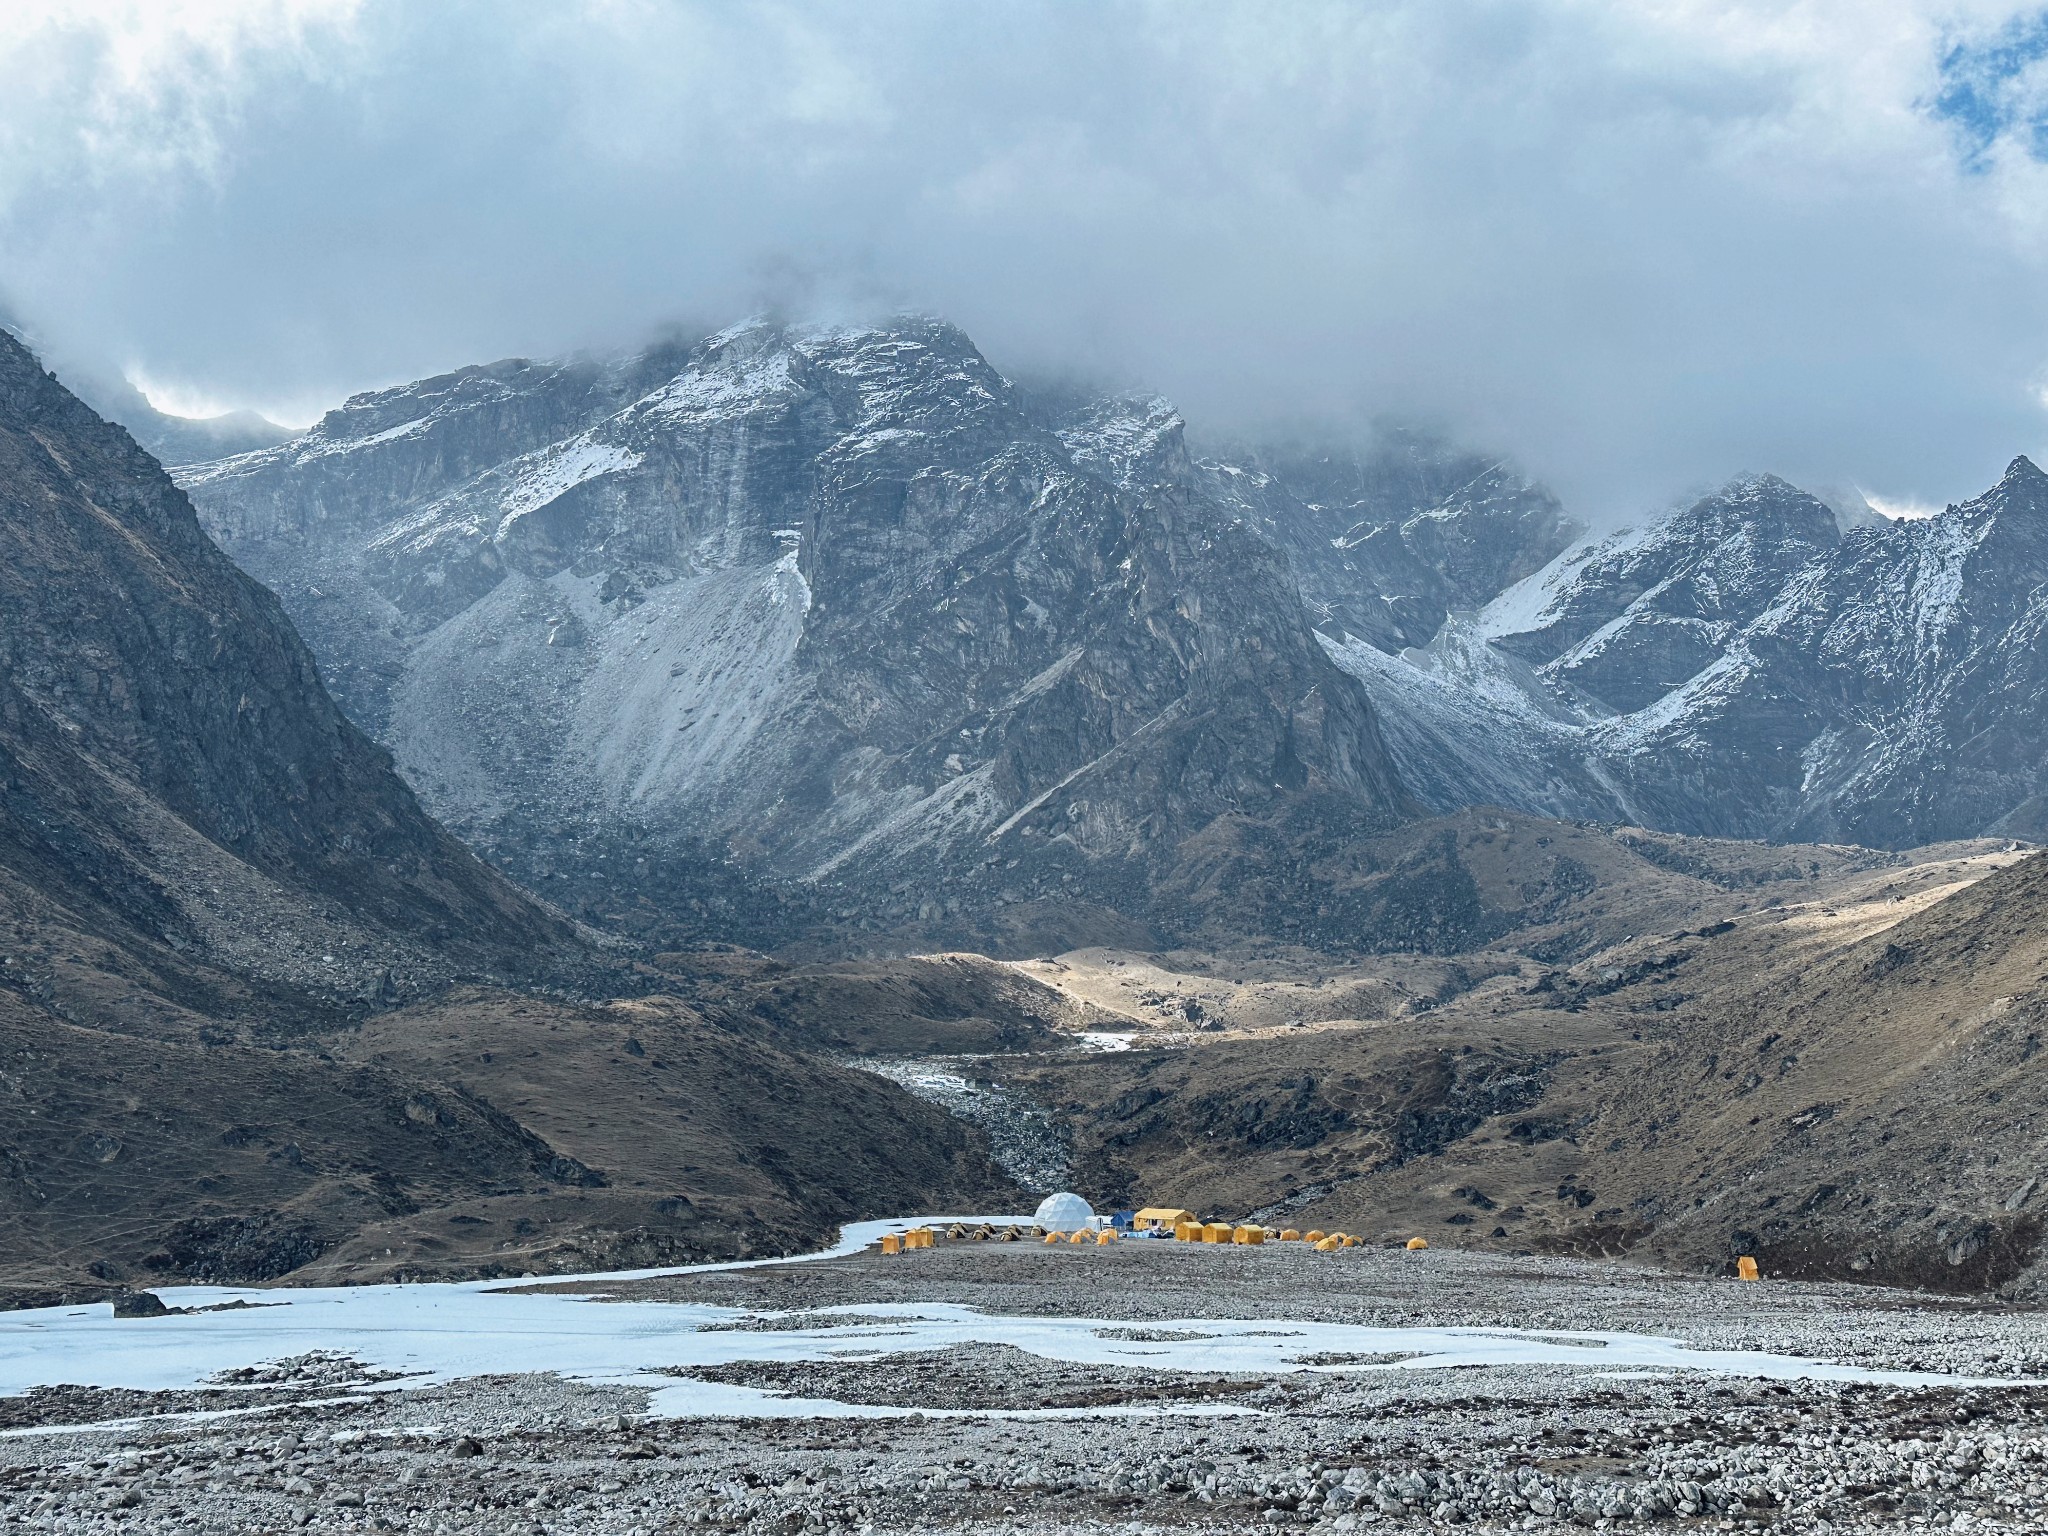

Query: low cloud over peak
[6,1,2048,519]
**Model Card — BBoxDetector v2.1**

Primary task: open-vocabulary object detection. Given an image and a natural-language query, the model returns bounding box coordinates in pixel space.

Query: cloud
[5,0,2048,516]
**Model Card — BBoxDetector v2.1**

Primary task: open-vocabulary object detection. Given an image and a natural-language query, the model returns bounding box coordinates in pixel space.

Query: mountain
[0,330,1016,1304]
[58,367,293,466]
[174,307,2048,935]
[1570,840,2048,1291]
[1324,460,2048,848]
[0,325,572,1018]
[1194,432,1584,654]
[183,317,1424,952]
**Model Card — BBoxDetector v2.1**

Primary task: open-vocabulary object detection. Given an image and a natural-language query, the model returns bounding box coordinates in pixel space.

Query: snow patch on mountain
[1471,524,1651,642]
[640,345,797,422]
[1909,508,1992,653]
[496,437,644,533]
[1319,625,1624,822]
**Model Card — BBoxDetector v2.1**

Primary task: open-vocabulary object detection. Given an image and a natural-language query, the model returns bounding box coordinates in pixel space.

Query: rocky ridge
[184,317,1416,950]
[180,309,2048,951]
[0,324,576,1017]
[1325,459,2048,848]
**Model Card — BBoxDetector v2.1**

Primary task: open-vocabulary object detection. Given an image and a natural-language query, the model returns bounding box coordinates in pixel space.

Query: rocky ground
[3,1242,2047,1533]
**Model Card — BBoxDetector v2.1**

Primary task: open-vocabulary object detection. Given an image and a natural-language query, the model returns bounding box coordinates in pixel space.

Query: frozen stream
[0,1219,2009,1428]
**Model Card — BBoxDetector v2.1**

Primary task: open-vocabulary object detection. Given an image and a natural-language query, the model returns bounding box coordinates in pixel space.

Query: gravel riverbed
[2,1240,2045,1533]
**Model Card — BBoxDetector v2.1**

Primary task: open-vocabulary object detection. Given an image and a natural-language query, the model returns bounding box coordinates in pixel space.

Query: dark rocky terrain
[0,325,575,1015]
[0,330,1019,1305]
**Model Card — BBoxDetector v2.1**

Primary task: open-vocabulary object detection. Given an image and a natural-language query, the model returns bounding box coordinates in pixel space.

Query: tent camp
[1133,1207,1196,1231]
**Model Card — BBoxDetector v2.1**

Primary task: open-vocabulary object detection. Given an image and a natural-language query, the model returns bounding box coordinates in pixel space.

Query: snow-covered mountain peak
[1998,453,2047,492]
[173,303,2048,932]
[1050,393,1189,491]
[177,309,1413,942]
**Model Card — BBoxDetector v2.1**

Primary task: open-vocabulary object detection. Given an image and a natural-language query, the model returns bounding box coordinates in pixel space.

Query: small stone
[451,1436,483,1459]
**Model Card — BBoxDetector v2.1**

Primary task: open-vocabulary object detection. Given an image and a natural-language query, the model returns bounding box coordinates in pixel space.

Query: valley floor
[3,1233,2046,1533]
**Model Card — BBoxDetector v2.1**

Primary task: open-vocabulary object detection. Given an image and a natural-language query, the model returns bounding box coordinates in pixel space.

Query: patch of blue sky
[1931,8,2048,169]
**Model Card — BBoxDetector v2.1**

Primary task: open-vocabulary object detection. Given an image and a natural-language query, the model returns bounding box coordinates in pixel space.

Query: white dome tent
[1034,1191,1095,1230]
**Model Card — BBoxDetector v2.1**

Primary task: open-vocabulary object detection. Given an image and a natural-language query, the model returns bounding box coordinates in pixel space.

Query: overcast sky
[7,1,2048,517]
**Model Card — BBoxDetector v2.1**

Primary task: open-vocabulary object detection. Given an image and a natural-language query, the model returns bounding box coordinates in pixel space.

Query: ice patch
[1074,1032,1135,1052]
[0,1214,2007,1427]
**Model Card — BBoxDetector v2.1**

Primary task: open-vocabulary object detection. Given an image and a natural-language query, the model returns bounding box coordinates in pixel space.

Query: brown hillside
[1017,842,2048,1294]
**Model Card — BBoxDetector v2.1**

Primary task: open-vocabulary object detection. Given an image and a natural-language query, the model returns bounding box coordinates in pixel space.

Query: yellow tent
[1304,1229,1326,1243]
[1174,1222,1202,1241]
[1406,1237,1428,1251]
[1314,1236,1340,1252]
[880,1232,902,1255]
[1068,1230,1090,1244]
[1096,1229,1117,1245]
[1044,1231,1065,1244]
[1279,1228,1301,1242]
[1134,1207,1196,1230]
[1232,1225,1265,1246]
[1736,1255,1760,1281]
[1201,1222,1232,1243]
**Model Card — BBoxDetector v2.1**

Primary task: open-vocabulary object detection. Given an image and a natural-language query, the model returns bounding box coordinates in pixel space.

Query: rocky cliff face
[0,326,573,1018]
[0,332,1027,1300]
[186,318,1420,946]
[1323,460,2048,848]
[1198,433,1584,655]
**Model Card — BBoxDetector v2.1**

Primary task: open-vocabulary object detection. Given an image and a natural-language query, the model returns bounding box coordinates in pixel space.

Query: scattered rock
[109,1289,172,1318]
